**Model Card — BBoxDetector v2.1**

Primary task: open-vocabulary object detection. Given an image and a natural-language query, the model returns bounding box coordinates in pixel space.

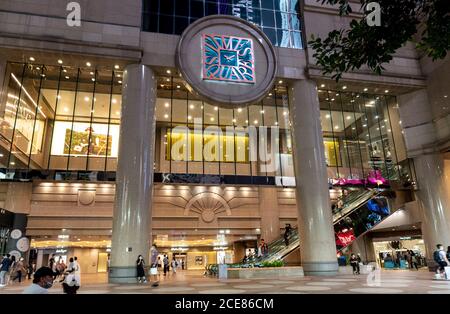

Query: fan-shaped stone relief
[184,192,231,223]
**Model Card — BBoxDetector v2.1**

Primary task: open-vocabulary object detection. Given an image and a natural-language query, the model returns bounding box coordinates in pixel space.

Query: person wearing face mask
[136,255,147,283]
[22,267,54,294]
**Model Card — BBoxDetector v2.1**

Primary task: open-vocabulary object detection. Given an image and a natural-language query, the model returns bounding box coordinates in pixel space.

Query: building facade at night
[0,0,448,282]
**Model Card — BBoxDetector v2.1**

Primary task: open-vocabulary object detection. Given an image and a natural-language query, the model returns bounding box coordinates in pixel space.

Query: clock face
[10,229,22,240]
[202,34,255,84]
[16,237,30,252]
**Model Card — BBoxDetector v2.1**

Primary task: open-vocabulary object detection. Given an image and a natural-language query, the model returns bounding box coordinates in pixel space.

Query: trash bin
[218,264,228,279]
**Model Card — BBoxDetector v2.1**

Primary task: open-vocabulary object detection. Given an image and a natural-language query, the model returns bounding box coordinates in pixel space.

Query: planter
[227,266,304,279]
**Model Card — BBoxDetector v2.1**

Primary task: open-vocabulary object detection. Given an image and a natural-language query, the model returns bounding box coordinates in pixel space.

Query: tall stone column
[288,80,338,275]
[398,90,450,268]
[414,154,450,263]
[259,187,280,243]
[109,64,156,283]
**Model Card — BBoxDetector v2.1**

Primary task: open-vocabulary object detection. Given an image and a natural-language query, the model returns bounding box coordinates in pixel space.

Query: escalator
[208,187,394,272]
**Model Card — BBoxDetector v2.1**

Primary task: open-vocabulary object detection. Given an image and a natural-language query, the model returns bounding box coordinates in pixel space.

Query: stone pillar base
[108,266,139,284]
[302,261,338,276]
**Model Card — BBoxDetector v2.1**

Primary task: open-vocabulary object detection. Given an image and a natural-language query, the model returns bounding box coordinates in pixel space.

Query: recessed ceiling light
[64,107,69,112]
[352,127,356,130]
[363,124,367,127]
[65,76,70,79]
[245,120,248,123]
[269,93,272,96]
[278,80,283,84]
[385,90,389,93]
[232,118,236,123]
[326,114,330,119]
[91,78,95,82]
[58,59,63,64]
[237,108,242,113]
[346,116,351,120]
[86,62,91,67]
[90,72,94,75]
[29,57,35,62]
[334,125,339,130]
[342,86,347,90]
[254,120,258,124]
[117,74,121,78]
[210,117,215,122]
[0,154,3,157]
[214,106,218,111]
[363,88,368,92]
[320,84,326,88]
[444,95,448,98]
[84,96,90,102]
[187,115,192,120]
[36,67,40,70]
[260,110,265,114]
[164,114,169,119]
[115,111,120,115]
[41,74,46,77]
[189,104,195,109]
[114,65,120,69]
[274,121,278,125]
[10,162,15,165]
[283,111,288,116]
[177,85,180,89]
[331,98,335,101]
[56,95,61,99]
[165,103,169,108]
[118,80,122,84]
[112,99,117,104]
[166,69,171,74]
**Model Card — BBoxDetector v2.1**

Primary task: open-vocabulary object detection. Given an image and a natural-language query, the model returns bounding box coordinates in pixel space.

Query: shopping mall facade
[0,0,449,282]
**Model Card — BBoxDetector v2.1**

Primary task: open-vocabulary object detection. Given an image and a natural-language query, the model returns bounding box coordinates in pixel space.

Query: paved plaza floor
[1,269,450,294]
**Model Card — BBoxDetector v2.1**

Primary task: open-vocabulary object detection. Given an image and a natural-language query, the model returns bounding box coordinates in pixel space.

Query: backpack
[433,250,442,263]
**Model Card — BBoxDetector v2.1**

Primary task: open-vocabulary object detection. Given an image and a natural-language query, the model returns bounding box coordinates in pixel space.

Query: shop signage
[176,15,277,107]
[56,249,67,254]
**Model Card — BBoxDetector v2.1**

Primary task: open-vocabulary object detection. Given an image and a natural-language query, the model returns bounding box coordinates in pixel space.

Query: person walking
[163,255,169,276]
[62,257,80,294]
[171,259,177,274]
[27,262,34,280]
[149,245,159,286]
[11,257,26,283]
[434,244,450,278]
[0,254,11,287]
[6,255,16,285]
[409,250,419,270]
[22,267,54,294]
[350,253,360,275]
[136,255,147,283]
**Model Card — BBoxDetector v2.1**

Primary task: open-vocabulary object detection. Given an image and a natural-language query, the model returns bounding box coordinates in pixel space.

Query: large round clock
[10,229,22,239]
[176,15,277,107]
[16,237,30,252]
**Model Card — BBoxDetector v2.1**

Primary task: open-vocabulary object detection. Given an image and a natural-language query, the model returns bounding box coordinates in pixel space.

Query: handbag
[149,267,158,275]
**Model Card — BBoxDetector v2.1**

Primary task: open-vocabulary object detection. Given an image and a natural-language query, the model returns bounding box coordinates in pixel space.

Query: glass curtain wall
[0,62,122,171]
[0,63,408,185]
[318,89,406,181]
[142,0,302,49]
[155,75,293,184]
